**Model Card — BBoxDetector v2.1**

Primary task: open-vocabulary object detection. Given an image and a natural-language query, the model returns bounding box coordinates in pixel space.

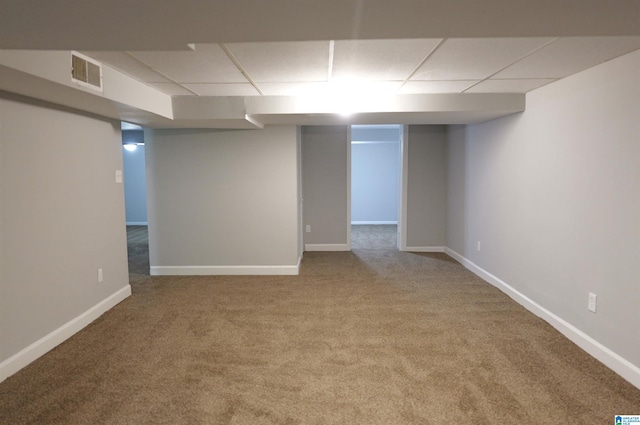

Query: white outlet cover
[588,292,597,312]
[115,169,123,183]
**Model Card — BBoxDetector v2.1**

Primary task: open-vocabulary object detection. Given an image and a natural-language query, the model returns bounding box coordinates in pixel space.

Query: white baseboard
[126,221,148,226]
[0,285,131,383]
[305,243,350,252]
[150,264,300,276]
[351,221,398,225]
[404,246,445,253]
[444,247,640,390]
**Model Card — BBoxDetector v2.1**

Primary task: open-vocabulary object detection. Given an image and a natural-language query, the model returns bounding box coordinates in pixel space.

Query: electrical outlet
[477,241,481,251]
[588,292,597,313]
[115,169,123,183]
[306,225,311,233]
[97,268,103,283]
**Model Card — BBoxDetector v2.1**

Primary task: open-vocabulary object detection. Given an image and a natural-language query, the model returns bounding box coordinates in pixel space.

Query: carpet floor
[1,227,638,424]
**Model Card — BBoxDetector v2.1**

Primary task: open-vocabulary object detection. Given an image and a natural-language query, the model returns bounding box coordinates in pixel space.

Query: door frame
[346,124,407,250]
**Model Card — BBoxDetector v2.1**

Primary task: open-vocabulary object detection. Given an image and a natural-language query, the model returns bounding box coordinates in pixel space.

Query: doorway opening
[350,125,403,250]
[121,122,149,277]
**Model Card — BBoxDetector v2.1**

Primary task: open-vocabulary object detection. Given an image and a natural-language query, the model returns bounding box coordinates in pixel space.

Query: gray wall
[145,126,300,272]
[0,94,130,367]
[405,125,447,248]
[302,124,446,250]
[302,126,349,247]
[446,49,640,369]
[446,125,467,252]
[122,130,147,225]
[351,142,400,223]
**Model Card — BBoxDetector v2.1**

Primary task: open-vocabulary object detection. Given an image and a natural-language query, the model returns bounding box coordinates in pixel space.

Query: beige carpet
[1,229,639,424]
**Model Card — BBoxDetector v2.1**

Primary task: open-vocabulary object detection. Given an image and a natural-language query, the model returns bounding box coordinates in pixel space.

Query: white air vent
[71,52,103,91]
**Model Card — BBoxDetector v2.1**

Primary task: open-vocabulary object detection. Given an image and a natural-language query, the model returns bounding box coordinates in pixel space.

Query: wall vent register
[71,52,103,91]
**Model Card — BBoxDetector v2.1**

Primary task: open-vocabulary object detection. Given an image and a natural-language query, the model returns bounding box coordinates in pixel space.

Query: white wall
[0,93,131,381]
[144,126,300,275]
[122,130,147,225]
[446,50,640,386]
[351,142,400,224]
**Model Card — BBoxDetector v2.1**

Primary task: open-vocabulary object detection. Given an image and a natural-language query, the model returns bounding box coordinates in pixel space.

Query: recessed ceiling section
[411,37,555,81]
[183,83,260,96]
[130,44,248,83]
[331,39,441,81]
[4,30,640,128]
[494,36,640,79]
[225,41,330,82]
[83,51,171,83]
[77,37,640,100]
[399,80,477,94]
[148,82,196,96]
[258,82,329,96]
[465,78,556,93]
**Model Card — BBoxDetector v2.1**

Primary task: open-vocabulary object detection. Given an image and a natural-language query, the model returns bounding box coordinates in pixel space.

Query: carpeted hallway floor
[1,226,638,424]
[351,224,398,250]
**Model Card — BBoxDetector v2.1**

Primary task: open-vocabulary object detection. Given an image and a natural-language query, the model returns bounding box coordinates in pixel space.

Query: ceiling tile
[258,82,329,96]
[411,38,554,81]
[83,51,170,83]
[147,82,196,96]
[495,36,640,79]
[225,41,330,83]
[465,79,556,93]
[183,83,260,96]
[332,39,441,81]
[130,44,247,83]
[331,80,403,95]
[258,80,403,96]
[399,80,477,94]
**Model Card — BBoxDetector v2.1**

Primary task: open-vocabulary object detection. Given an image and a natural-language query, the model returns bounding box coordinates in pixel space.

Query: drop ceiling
[1,0,640,128]
[84,36,640,98]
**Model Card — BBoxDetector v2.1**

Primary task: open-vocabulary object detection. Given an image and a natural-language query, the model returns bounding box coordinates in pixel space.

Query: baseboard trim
[404,246,446,253]
[351,221,398,225]
[125,221,148,226]
[0,285,131,383]
[150,264,300,276]
[304,244,350,252]
[444,247,640,390]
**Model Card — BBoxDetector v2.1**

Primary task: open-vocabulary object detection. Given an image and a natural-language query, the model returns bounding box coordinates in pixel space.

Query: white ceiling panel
[399,80,477,94]
[465,79,556,93]
[259,81,402,96]
[258,82,328,96]
[183,83,260,96]
[226,41,330,82]
[83,51,171,83]
[147,82,196,96]
[332,39,441,81]
[130,44,247,83]
[495,36,640,79]
[411,38,554,81]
